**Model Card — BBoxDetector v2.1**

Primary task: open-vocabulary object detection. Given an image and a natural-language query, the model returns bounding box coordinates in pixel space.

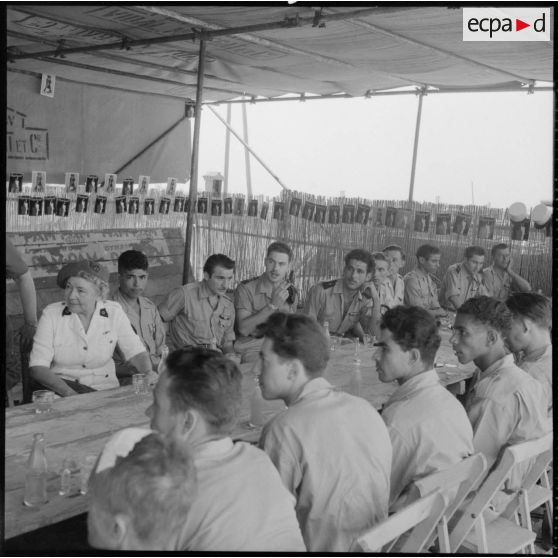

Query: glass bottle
[23,433,48,507]
[157,344,169,375]
[210,338,217,351]
[323,321,334,351]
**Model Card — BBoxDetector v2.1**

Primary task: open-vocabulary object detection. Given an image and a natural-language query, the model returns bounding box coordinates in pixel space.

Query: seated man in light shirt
[94,348,305,551]
[158,254,236,354]
[371,252,400,314]
[375,306,473,511]
[482,243,531,301]
[257,313,392,552]
[382,244,406,306]
[451,297,549,486]
[440,245,489,310]
[112,250,166,385]
[404,244,447,319]
[506,292,552,415]
[305,248,380,340]
[88,432,197,551]
[234,241,298,363]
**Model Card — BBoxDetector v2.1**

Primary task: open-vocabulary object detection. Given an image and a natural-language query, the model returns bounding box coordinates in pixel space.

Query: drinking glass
[80,455,97,495]
[353,338,361,364]
[32,390,55,414]
[132,373,148,395]
[59,458,79,496]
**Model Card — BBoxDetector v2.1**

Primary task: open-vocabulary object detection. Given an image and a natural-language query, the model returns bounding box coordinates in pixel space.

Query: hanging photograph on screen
[453,213,471,236]
[414,211,430,233]
[32,171,46,193]
[104,174,116,195]
[273,201,285,220]
[56,198,70,217]
[211,199,222,216]
[248,199,258,217]
[65,172,79,194]
[122,178,134,196]
[342,204,355,224]
[289,197,302,217]
[44,196,55,215]
[75,194,88,213]
[384,207,397,228]
[40,73,55,97]
[29,197,43,216]
[94,196,107,214]
[159,197,171,214]
[260,202,269,220]
[115,196,127,214]
[355,204,371,225]
[144,199,155,215]
[314,204,326,224]
[302,201,315,221]
[183,198,190,213]
[17,196,29,215]
[8,173,23,193]
[328,205,340,224]
[374,207,384,227]
[197,197,208,214]
[477,216,495,240]
[128,197,139,215]
[174,197,185,212]
[234,197,245,216]
[85,175,99,193]
[395,209,411,230]
[138,176,150,195]
[223,197,233,215]
[511,218,530,241]
[435,213,451,235]
[166,177,177,196]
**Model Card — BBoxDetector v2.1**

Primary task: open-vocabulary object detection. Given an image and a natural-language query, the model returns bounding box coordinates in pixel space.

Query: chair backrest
[449,433,553,551]
[413,453,487,524]
[355,490,448,553]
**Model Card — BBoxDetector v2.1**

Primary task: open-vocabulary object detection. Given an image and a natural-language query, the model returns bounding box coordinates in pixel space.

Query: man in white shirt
[451,297,549,472]
[376,306,474,511]
[257,313,392,552]
[91,349,305,552]
[382,244,405,307]
[505,292,552,415]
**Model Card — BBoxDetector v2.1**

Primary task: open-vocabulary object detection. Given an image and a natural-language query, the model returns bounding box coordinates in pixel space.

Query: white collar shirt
[517,344,552,415]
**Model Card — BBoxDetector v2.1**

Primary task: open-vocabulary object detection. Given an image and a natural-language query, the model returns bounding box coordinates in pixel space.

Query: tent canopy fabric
[7,5,553,102]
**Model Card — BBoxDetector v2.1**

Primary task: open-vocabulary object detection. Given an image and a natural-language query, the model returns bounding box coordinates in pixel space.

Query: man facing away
[375,306,473,511]
[112,250,166,384]
[257,313,392,552]
[159,254,236,354]
[450,297,549,473]
[234,241,298,363]
[93,349,305,551]
[506,292,552,415]
[482,243,531,301]
[440,245,488,310]
[305,248,380,340]
[88,432,197,551]
[404,244,447,319]
[382,245,405,307]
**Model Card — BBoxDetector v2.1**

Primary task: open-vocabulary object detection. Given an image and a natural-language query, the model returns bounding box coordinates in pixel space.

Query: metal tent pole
[242,99,253,198]
[408,88,425,203]
[223,104,232,195]
[183,39,206,284]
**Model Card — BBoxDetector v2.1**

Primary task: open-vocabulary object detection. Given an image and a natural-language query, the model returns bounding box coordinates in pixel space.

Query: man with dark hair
[482,243,531,301]
[506,292,552,414]
[375,306,473,511]
[234,242,298,363]
[95,349,305,551]
[257,313,391,552]
[112,250,166,384]
[403,244,446,318]
[88,432,197,550]
[382,245,405,307]
[305,248,380,339]
[159,254,236,355]
[440,245,488,310]
[451,297,549,473]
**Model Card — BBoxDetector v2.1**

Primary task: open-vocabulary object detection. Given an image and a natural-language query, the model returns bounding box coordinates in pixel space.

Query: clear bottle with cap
[210,338,217,351]
[23,433,48,507]
[157,344,169,375]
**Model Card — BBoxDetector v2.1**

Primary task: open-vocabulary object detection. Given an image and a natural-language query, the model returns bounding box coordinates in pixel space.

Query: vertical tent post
[408,88,425,203]
[223,103,232,195]
[183,38,206,284]
[242,100,253,198]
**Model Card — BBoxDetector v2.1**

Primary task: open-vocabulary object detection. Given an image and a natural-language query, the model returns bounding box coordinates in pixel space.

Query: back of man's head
[165,348,242,434]
[345,248,375,272]
[457,296,511,334]
[256,312,330,377]
[118,250,148,273]
[506,292,551,330]
[88,432,196,550]
[380,306,441,367]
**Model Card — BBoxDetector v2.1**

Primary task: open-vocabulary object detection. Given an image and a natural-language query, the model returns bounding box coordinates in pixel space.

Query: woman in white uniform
[29,260,153,396]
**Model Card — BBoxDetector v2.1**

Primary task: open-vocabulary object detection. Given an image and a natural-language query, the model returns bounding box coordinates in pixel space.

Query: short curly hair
[506,292,551,329]
[457,296,512,333]
[380,306,441,367]
[74,270,110,301]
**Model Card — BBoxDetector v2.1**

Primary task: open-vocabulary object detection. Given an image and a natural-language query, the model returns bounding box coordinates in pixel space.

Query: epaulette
[62,306,72,316]
[99,308,109,318]
[454,264,461,274]
[321,279,337,290]
[240,276,259,285]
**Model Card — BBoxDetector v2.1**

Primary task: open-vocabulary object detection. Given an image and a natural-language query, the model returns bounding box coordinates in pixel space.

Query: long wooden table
[4,330,473,540]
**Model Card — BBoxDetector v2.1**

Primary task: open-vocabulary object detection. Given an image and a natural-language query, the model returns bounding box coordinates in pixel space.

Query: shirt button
[83,347,87,350]
[82,364,87,368]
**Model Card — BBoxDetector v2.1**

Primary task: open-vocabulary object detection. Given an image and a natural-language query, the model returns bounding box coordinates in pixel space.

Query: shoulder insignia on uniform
[240,276,259,285]
[62,306,72,316]
[99,308,109,318]
[321,279,337,290]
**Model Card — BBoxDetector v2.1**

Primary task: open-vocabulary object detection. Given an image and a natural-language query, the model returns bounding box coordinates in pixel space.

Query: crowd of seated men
[9,236,550,551]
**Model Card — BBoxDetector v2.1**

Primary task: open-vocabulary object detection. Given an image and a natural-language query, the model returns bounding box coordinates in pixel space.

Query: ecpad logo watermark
[463,8,550,41]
